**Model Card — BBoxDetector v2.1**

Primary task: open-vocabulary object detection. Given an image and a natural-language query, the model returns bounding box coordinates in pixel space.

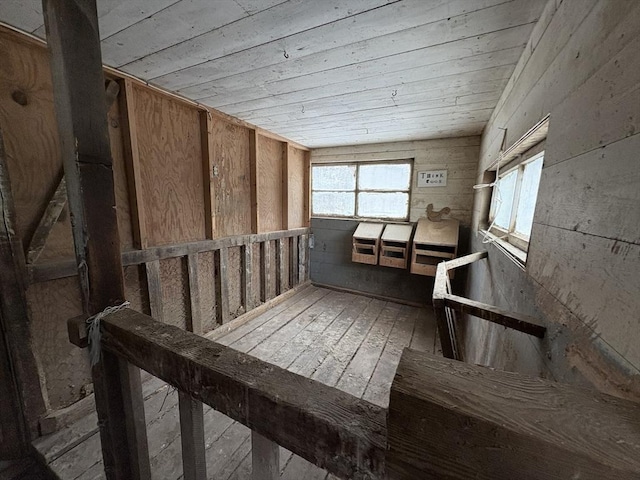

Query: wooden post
[0,130,48,450]
[290,236,299,287]
[260,241,272,302]
[180,253,207,480]
[251,431,280,480]
[298,234,307,283]
[43,1,150,478]
[200,111,215,239]
[249,130,259,234]
[275,238,284,296]
[282,143,290,231]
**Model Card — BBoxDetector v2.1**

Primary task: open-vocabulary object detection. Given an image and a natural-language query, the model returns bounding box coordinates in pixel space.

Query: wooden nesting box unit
[411,218,459,276]
[379,224,414,269]
[352,222,384,264]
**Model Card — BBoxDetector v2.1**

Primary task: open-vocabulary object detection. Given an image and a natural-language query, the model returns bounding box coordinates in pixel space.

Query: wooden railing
[432,251,546,361]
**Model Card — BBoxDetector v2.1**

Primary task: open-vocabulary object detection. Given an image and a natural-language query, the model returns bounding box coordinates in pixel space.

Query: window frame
[311,159,413,221]
[488,150,544,253]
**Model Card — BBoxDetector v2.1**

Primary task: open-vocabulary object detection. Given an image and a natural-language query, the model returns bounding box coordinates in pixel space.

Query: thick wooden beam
[0,130,48,447]
[442,294,546,338]
[215,247,230,324]
[43,1,150,478]
[252,431,279,480]
[100,308,386,480]
[388,349,640,479]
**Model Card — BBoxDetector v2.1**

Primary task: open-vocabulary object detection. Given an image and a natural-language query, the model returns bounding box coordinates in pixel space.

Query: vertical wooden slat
[242,243,253,312]
[43,1,150,478]
[249,130,259,234]
[118,78,147,249]
[303,151,311,227]
[145,260,163,322]
[215,248,230,324]
[276,238,286,295]
[251,431,280,480]
[282,143,290,231]
[290,236,299,287]
[186,254,201,334]
[298,234,307,283]
[200,111,214,239]
[260,241,272,302]
[180,254,207,480]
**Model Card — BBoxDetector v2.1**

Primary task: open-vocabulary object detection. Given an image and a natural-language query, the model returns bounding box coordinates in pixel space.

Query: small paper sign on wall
[417,170,447,187]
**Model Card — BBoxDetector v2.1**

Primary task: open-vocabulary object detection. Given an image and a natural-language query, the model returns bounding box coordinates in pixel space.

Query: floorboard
[33,287,436,479]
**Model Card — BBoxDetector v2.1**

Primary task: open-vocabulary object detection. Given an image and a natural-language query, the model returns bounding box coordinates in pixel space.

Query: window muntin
[311,161,412,220]
[488,152,544,252]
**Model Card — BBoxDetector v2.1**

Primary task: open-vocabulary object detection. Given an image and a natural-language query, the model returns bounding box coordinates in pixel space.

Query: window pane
[492,170,517,229]
[312,165,356,191]
[515,156,544,237]
[357,192,408,219]
[359,163,411,191]
[312,192,355,216]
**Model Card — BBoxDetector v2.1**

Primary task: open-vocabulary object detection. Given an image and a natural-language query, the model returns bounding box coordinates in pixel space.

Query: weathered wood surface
[26,174,66,264]
[100,307,387,480]
[251,431,279,480]
[388,349,640,480]
[29,228,310,283]
[43,1,150,478]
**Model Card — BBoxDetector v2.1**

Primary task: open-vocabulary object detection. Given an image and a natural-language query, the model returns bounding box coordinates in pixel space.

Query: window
[488,151,544,252]
[311,161,411,220]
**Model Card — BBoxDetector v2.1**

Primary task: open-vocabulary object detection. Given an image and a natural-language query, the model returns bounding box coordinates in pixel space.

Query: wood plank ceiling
[0,0,547,147]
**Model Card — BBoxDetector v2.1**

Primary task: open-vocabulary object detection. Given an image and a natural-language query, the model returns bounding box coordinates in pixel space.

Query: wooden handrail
[70,308,386,480]
[432,251,546,361]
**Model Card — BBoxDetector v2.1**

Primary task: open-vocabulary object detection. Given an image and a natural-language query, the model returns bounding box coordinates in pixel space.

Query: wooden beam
[43,2,150,478]
[0,129,47,446]
[200,111,214,239]
[28,228,311,283]
[443,251,488,271]
[252,431,279,480]
[260,241,272,303]
[282,143,290,230]
[100,308,386,480]
[179,392,207,480]
[249,129,259,234]
[242,244,253,312]
[388,349,640,480]
[442,294,546,338]
[214,247,230,324]
[118,78,147,249]
[26,173,66,264]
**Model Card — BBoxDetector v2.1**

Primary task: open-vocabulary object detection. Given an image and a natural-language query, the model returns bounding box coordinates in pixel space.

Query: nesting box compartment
[410,218,459,276]
[379,224,414,269]
[352,222,384,265]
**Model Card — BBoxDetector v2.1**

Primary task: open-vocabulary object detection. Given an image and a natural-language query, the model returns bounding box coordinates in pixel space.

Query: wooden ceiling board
[1,0,549,147]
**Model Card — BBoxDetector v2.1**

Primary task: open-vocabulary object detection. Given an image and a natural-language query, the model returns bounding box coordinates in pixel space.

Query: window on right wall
[488,150,544,253]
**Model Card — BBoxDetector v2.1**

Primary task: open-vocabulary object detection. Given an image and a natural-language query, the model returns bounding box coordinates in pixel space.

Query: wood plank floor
[33,286,437,479]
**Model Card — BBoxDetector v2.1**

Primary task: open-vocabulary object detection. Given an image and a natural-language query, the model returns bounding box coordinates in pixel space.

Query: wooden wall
[311,136,480,226]
[465,0,640,400]
[0,26,310,422]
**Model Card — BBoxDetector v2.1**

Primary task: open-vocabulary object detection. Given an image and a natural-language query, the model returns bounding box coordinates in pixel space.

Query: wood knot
[11,89,28,106]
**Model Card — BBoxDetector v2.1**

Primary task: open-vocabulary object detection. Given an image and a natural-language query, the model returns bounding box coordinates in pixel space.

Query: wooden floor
[32,286,438,479]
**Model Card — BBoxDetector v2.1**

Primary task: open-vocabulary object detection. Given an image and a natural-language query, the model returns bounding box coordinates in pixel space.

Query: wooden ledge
[388,349,640,480]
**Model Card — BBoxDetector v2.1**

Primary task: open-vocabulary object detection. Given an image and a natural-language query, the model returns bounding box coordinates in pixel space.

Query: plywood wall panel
[134,85,205,247]
[26,278,89,410]
[287,146,306,228]
[211,115,253,237]
[257,135,284,232]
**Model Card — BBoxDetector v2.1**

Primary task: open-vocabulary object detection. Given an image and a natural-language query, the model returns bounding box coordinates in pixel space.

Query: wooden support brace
[179,392,207,480]
[242,244,253,312]
[252,431,280,480]
[145,260,163,322]
[260,241,272,303]
[215,248,230,324]
[26,175,67,264]
[290,236,299,287]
